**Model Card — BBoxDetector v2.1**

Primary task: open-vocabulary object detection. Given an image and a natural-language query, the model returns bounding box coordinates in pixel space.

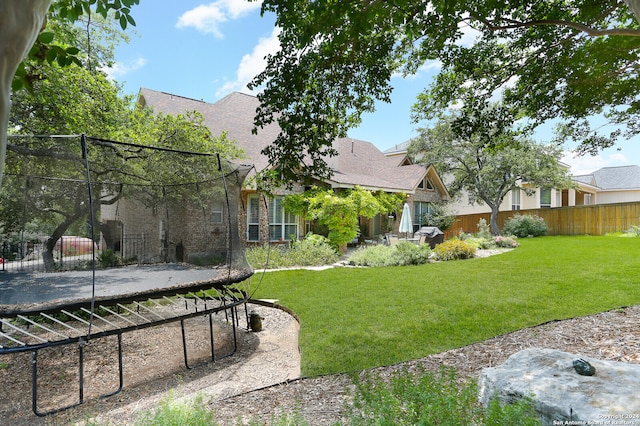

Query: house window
[417,177,434,190]
[247,195,260,241]
[585,193,592,205]
[212,201,223,224]
[540,188,552,208]
[268,196,298,241]
[511,189,521,210]
[413,202,432,230]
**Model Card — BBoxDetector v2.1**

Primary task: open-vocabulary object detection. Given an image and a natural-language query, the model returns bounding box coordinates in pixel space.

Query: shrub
[348,241,431,267]
[464,236,495,250]
[343,367,541,426]
[502,214,548,238]
[134,393,217,425]
[288,233,340,266]
[624,224,640,236]
[494,235,519,248]
[476,218,493,239]
[348,244,393,267]
[245,233,339,269]
[433,238,476,261]
[97,249,121,268]
[386,241,432,266]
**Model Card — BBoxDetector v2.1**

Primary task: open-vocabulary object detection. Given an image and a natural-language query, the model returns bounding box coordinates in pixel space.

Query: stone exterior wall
[101,195,231,265]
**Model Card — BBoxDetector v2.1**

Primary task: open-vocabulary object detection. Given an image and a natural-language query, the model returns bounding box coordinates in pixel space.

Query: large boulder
[478,348,640,425]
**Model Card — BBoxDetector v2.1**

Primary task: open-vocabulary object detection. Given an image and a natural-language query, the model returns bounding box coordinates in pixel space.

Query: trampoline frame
[0,285,250,416]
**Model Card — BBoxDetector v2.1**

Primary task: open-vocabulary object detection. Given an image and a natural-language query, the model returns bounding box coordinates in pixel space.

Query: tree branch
[474,15,640,37]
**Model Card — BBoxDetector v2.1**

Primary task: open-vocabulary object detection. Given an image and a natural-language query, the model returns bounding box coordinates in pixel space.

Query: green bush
[245,233,339,269]
[464,236,495,250]
[134,393,215,425]
[624,224,640,236]
[348,241,431,267]
[342,367,540,426]
[433,238,476,261]
[387,241,432,266]
[476,218,493,239]
[502,214,548,238]
[348,244,393,267]
[97,249,121,268]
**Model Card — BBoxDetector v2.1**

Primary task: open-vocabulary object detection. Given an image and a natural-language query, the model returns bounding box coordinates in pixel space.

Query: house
[383,141,599,216]
[573,165,640,204]
[104,89,450,252]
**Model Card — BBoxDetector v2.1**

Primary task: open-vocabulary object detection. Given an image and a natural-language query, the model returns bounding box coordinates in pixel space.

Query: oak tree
[409,108,572,235]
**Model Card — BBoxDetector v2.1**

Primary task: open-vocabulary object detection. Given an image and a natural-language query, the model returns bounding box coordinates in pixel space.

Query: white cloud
[457,19,481,47]
[102,57,147,80]
[216,27,280,97]
[562,150,630,176]
[176,0,262,38]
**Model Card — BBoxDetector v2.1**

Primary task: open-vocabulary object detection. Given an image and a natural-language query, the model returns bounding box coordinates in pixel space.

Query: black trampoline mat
[0,264,253,316]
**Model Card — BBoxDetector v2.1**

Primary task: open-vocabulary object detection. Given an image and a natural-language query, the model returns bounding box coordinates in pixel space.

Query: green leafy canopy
[283,186,404,247]
[252,0,640,183]
[13,0,139,92]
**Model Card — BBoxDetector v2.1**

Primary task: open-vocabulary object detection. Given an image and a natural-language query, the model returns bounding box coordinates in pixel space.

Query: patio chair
[387,234,399,246]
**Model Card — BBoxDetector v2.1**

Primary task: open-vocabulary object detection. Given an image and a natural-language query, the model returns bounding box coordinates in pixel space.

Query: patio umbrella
[398,202,413,238]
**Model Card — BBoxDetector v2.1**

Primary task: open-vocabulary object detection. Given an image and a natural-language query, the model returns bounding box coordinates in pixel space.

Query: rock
[478,348,640,425]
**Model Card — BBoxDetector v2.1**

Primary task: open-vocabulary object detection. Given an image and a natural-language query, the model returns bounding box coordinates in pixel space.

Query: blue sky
[109,0,638,176]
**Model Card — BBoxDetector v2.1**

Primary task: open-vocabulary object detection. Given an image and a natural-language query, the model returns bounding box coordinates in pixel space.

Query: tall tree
[251,1,640,184]
[409,109,572,235]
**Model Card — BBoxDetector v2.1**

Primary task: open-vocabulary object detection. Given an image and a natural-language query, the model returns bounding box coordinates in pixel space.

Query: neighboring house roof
[574,165,640,191]
[138,88,448,196]
[383,141,411,156]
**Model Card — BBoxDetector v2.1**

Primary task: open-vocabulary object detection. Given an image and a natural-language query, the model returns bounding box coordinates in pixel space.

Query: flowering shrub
[494,235,518,248]
[433,239,476,261]
[502,214,548,238]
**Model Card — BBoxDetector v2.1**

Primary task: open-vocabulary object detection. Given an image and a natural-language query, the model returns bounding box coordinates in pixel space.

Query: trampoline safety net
[0,135,256,416]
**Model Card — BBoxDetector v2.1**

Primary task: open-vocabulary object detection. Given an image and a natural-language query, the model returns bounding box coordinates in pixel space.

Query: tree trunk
[0,0,52,188]
[41,205,90,271]
[623,0,640,24]
[42,236,57,271]
[489,205,500,236]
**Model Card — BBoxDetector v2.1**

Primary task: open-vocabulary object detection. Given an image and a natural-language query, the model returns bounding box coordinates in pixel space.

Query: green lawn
[250,236,640,376]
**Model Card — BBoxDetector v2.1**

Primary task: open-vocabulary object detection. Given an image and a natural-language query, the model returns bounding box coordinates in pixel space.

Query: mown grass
[250,236,640,376]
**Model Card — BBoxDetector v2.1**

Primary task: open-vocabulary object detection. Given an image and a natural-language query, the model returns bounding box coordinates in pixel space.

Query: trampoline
[0,135,256,416]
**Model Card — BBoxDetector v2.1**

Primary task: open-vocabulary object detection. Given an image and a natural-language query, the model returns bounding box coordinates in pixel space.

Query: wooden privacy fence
[445,202,640,239]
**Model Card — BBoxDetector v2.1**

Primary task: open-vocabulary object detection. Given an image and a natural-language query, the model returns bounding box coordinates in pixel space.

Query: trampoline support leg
[31,335,124,417]
[101,333,124,399]
[180,314,215,370]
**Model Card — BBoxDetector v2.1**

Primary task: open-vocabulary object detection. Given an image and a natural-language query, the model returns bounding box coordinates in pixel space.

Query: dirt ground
[0,302,300,425]
[1,250,639,425]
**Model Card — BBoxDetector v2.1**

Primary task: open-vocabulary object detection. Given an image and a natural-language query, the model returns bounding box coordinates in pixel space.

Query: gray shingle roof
[326,138,426,191]
[138,88,431,193]
[574,165,640,190]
